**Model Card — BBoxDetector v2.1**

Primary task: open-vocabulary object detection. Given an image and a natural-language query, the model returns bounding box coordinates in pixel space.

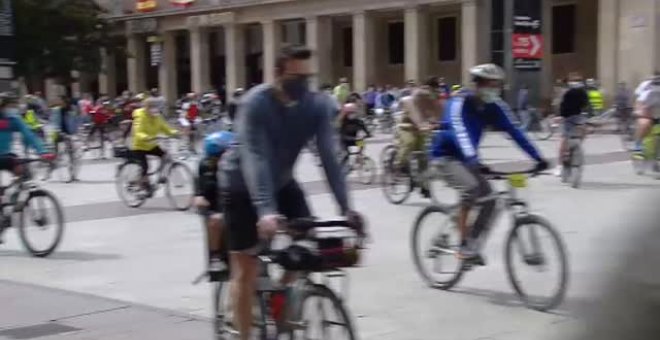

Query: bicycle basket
[113,145,130,158]
[277,227,360,271]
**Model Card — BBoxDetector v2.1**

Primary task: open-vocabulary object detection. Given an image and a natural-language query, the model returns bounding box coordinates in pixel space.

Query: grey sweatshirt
[220,84,350,218]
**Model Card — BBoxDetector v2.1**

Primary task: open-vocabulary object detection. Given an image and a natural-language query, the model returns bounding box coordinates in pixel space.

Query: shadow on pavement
[576,181,660,191]
[0,250,122,261]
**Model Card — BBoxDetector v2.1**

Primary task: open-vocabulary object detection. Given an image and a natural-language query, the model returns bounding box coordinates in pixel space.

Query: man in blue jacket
[431,64,549,261]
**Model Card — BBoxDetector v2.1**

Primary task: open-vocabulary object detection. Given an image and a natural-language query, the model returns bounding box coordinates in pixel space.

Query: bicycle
[214,218,361,340]
[114,137,195,211]
[561,116,598,189]
[631,121,660,175]
[381,133,441,205]
[341,138,376,185]
[0,158,65,257]
[411,168,568,311]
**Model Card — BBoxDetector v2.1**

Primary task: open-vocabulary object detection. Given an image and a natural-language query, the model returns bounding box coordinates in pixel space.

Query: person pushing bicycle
[431,64,549,261]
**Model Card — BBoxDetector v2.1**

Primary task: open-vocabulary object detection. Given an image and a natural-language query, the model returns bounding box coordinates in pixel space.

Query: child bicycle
[214,218,364,340]
[411,168,568,311]
[114,137,195,211]
[341,138,376,185]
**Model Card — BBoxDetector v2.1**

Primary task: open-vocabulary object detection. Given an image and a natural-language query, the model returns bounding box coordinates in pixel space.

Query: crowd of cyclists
[5,41,660,339]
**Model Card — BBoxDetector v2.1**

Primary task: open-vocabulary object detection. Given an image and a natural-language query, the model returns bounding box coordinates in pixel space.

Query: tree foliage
[14,0,121,82]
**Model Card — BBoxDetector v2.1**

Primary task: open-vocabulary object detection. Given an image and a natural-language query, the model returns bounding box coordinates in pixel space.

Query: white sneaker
[553,166,563,177]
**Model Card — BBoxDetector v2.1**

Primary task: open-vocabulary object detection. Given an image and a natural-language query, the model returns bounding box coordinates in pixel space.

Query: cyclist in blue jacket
[431,64,549,261]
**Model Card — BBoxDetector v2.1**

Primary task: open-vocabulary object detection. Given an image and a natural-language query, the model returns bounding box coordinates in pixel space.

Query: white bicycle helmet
[469,63,506,81]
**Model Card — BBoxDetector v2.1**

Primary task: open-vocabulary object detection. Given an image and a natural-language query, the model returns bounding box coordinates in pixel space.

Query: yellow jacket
[23,110,42,130]
[131,108,177,151]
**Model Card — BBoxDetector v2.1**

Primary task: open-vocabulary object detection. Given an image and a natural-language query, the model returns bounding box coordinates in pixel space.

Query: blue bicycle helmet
[204,131,234,157]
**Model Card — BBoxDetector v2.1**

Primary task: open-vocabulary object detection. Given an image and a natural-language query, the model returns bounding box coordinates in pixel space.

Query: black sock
[209,250,222,262]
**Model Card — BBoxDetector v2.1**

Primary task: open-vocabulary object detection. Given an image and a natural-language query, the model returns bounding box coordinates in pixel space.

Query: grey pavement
[1,132,656,339]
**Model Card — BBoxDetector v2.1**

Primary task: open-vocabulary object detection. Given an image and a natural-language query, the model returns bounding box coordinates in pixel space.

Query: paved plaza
[1,133,657,340]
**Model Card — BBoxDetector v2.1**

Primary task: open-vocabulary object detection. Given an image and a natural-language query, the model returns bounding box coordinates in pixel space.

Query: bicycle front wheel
[379,144,397,171]
[213,281,237,340]
[505,214,569,311]
[411,205,464,290]
[532,117,554,141]
[381,169,412,205]
[165,162,195,211]
[357,156,376,185]
[289,284,356,340]
[116,161,147,208]
[18,189,65,257]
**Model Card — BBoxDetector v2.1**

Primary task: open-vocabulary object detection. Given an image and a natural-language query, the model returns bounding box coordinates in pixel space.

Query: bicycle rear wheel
[569,143,584,189]
[18,189,65,257]
[411,205,465,290]
[531,116,554,140]
[165,162,195,211]
[505,214,568,311]
[289,284,356,340]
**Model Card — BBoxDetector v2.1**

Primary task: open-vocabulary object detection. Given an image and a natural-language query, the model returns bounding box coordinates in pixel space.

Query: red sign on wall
[512,34,543,59]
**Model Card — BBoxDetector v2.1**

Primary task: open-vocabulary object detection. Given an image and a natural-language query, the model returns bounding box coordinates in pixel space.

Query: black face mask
[281,75,310,101]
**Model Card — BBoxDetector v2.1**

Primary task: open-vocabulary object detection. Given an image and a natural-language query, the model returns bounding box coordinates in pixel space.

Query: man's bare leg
[231,252,258,340]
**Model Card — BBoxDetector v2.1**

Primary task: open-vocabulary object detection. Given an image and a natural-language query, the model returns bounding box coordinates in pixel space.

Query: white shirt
[635,80,652,98]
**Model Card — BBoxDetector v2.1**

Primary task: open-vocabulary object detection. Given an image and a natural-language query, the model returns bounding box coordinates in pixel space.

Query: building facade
[91,0,660,107]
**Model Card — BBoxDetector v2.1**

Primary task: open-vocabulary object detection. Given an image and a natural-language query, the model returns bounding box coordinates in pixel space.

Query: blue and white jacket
[431,92,542,165]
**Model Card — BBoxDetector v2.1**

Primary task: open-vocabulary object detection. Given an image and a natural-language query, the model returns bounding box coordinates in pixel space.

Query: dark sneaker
[457,244,478,261]
[472,254,487,266]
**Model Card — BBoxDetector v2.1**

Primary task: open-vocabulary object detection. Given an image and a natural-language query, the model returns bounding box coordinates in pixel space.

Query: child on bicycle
[195,131,234,281]
[338,103,371,166]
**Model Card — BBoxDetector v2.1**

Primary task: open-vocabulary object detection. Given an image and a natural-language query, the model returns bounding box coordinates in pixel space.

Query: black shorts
[222,180,311,252]
[131,147,166,176]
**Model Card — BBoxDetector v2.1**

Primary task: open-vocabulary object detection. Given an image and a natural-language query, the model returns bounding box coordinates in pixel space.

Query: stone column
[306,16,332,90]
[404,6,428,84]
[159,31,178,107]
[353,11,375,92]
[262,20,282,84]
[225,23,246,96]
[598,0,619,101]
[99,48,117,97]
[190,27,211,93]
[461,0,478,85]
[127,35,146,93]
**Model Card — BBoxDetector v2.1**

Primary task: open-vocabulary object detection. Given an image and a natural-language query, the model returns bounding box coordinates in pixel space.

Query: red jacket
[187,103,199,121]
[91,105,112,125]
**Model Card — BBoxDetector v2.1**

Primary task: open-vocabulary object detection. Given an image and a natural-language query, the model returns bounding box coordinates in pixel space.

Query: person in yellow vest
[586,78,604,117]
[131,97,179,196]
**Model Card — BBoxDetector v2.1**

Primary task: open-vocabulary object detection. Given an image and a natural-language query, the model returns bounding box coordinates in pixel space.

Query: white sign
[187,12,235,27]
